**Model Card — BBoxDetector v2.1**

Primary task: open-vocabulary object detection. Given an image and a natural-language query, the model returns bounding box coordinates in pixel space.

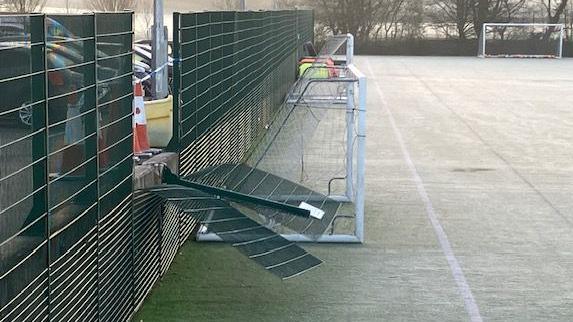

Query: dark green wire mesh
[170,10,314,177]
[147,182,323,280]
[0,9,315,321]
[0,12,134,322]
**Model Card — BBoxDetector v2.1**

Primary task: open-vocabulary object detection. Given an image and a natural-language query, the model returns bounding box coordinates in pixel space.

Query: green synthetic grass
[131,241,340,322]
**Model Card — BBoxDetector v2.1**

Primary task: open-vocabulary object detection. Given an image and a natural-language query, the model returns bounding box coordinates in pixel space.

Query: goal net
[478,23,565,58]
[193,34,367,244]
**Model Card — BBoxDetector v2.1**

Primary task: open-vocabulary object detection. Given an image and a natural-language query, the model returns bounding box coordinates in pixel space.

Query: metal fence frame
[169,10,315,176]
[1,9,315,321]
[0,12,137,322]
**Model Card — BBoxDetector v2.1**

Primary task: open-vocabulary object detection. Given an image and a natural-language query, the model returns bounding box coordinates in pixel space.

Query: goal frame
[197,34,367,244]
[479,23,565,59]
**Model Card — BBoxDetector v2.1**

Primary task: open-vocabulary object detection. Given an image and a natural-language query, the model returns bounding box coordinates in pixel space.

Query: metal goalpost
[196,34,368,244]
[478,23,565,58]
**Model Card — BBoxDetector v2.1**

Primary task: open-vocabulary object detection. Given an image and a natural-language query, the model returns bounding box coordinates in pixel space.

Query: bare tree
[137,0,153,39]
[472,0,527,37]
[374,0,407,40]
[307,0,407,43]
[427,0,474,39]
[541,0,569,23]
[2,0,46,12]
[215,0,241,10]
[89,0,135,11]
[273,0,299,9]
[397,0,425,39]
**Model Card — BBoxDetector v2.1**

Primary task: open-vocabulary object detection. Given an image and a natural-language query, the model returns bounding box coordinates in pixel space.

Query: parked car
[133,40,173,97]
[0,17,122,127]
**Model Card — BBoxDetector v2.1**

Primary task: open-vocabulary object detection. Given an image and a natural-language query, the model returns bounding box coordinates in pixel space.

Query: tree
[215,0,241,10]
[2,0,46,12]
[307,0,407,43]
[137,0,153,39]
[398,0,425,39]
[89,0,135,11]
[427,0,474,39]
[374,0,407,40]
[542,0,569,23]
[273,0,300,9]
[472,0,527,37]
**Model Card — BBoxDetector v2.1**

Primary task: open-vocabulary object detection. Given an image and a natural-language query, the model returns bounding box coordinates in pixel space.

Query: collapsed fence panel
[171,8,366,246]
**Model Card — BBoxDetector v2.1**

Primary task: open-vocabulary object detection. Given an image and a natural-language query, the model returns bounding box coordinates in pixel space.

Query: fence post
[40,13,51,321]
[168,13,181,153]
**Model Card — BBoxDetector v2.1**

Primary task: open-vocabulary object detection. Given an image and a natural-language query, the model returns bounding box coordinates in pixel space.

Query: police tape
[134,61,172,84]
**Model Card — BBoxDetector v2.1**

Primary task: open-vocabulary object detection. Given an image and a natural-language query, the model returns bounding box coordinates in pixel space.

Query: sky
[42,0,278,38]
[44,0,276,12]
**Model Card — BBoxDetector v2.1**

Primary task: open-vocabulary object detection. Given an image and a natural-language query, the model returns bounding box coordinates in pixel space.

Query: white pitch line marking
[366,59,483,322]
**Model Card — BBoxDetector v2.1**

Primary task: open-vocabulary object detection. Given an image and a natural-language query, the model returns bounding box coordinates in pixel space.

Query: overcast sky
[44,0,275,12]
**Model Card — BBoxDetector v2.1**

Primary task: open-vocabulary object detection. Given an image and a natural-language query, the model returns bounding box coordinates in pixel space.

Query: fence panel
[171,10,314,179]
[45,14,99,321]
[0,13,49,322]
[0,12,134,322]
[1,9,313,321]
[95,12,134,322]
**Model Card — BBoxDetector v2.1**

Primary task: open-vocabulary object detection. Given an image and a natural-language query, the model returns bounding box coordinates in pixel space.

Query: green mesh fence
[170,10,314,177]
[0,12,134,321]
[1,8,316,320]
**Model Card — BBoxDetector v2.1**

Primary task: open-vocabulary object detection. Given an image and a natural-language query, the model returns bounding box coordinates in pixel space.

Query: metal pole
[345,34,355,202]
[481,23,487,57]
[152,0,169,99]
[345,84,355,202]
[41,14,52,321]
[94,13,101,320]
[197,233,362,244]
[346,33,354,64]
[355,71,366,243]
[559,24,564,58]
[239,0,246,11]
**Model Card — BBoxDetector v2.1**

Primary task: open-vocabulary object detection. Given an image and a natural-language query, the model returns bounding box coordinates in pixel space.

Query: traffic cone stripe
[133,82,150,153]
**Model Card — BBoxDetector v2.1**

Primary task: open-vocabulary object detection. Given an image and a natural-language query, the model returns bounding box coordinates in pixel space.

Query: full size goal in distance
[478,23,565,58]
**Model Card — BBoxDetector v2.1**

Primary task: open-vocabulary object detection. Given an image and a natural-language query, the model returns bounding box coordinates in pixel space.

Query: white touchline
[366,59,483,322]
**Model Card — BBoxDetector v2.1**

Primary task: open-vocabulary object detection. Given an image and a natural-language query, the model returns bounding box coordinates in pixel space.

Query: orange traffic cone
[133,82,150,154]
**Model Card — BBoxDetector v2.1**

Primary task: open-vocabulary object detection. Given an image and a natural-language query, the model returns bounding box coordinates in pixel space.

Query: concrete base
[133,152,178,190]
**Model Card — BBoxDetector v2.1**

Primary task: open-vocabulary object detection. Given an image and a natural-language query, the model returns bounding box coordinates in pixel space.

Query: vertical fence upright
[95,12,135,322]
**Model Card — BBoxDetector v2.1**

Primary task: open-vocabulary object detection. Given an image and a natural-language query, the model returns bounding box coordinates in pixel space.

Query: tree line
[0,0,135,12]
[300,0,571,43]
[2,0,571,43]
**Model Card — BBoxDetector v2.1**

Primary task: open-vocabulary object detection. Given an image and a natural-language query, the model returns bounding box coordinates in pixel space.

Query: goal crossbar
[479,23,565,58]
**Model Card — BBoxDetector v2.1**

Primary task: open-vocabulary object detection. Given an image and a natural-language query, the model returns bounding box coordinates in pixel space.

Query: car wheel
[19,102,32,126]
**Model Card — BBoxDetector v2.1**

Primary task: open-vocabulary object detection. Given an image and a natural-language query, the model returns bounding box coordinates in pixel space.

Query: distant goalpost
[478,23,565,58]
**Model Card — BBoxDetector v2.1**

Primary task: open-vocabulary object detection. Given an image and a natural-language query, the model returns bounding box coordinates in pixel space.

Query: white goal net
[478,23,565,58]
